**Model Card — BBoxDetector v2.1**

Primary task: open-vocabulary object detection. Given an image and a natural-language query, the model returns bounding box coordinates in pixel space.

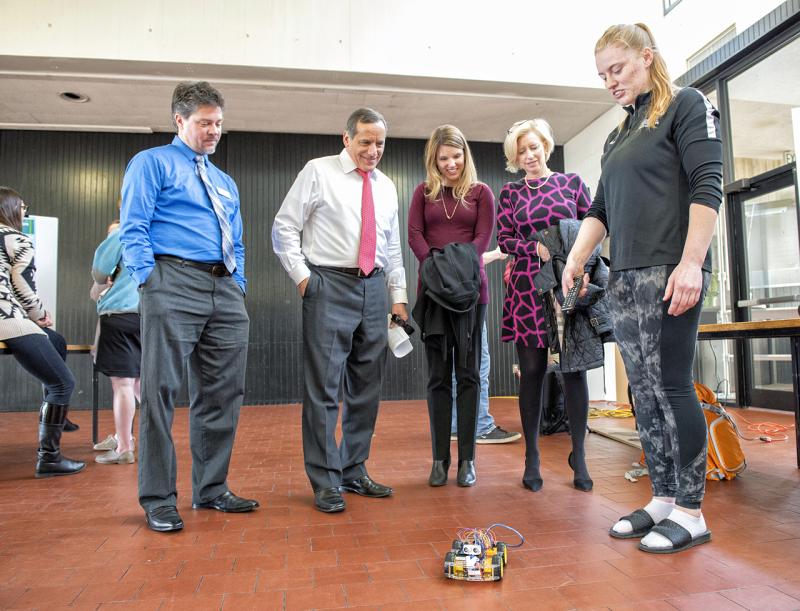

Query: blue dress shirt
[120,136,246,291]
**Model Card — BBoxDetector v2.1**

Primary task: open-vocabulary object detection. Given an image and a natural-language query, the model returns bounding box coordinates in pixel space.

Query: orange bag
[633,383,747,481]
[695,383,747,481]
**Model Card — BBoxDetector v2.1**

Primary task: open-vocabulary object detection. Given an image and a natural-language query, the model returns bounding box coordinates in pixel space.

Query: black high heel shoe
[522,474,543,492]
[522,457,543,491]
[568,451,593,492]
[428,459,449,487]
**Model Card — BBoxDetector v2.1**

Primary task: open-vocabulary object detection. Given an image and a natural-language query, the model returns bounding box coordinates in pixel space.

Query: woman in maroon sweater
[408,125,495,487]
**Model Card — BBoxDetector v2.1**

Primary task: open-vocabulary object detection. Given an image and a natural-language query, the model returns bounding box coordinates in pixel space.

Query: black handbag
[540,363,569,436]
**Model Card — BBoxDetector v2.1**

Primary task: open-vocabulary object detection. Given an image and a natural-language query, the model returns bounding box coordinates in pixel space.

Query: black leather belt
[322,266,383,278]
[155,255,231,277]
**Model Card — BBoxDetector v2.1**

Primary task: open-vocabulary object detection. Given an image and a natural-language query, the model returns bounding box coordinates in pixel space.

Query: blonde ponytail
[596,23,676,129]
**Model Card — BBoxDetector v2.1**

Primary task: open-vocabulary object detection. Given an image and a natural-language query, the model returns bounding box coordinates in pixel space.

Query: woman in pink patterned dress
[496,119,593,492]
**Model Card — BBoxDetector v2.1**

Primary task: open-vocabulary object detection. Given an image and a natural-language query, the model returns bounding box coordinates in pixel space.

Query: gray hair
[171,81,225,127]
[345,107,387,137]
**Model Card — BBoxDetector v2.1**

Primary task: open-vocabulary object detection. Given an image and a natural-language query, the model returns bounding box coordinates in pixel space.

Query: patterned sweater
[0,224,47,340]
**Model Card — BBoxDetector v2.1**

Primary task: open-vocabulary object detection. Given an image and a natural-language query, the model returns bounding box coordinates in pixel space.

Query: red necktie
[356,169,376,275]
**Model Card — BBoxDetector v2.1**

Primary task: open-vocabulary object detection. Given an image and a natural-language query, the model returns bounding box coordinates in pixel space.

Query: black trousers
[4,329,74,404]
[424,304,486,462]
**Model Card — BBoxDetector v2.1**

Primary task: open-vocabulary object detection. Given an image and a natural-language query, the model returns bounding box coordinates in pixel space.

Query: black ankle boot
[568,451,593,492]
[35,402,85,478]
[456,460,476,487]
[428,459,450,487]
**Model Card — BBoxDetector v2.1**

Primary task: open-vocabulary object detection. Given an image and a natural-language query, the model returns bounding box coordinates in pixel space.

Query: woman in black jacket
[564,24,722,554]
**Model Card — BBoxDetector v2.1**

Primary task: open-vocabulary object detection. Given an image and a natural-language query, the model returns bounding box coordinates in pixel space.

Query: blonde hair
[595,23,675,129]
[503,119,554,173]
[424,124,479,203]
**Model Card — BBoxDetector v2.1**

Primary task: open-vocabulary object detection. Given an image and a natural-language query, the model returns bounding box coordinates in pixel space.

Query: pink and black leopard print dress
[496,173,591,348]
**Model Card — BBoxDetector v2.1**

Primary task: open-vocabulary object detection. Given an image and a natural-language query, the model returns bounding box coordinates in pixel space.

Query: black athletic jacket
[585,88,723,272]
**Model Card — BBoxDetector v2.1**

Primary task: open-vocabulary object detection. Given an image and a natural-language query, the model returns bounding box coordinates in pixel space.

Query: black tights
[516,343,589,484]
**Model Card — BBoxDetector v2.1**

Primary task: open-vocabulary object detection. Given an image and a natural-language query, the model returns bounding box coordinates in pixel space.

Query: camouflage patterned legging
[607,265,710,509]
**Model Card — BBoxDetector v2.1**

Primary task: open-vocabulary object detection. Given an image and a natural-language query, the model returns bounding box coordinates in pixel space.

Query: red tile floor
[0,398,798,610]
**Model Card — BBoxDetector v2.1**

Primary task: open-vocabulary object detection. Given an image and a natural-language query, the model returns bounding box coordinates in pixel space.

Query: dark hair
[0,186,24,230]
[345,107,387,137]
[171,81,225,127]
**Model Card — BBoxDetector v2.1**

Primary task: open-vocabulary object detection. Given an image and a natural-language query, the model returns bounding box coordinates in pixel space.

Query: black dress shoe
[456,460,476,487]
[314,487,345,513]
[63,418,79,432]
[428,459,449,487]
[340,475,393,498]
[192,490,260,513]
[145,506,184,532]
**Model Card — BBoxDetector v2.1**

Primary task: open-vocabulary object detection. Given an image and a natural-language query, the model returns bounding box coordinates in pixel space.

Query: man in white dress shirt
[272,108,408,513]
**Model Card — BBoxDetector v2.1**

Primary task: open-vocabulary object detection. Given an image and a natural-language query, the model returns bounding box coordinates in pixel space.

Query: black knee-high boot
[35,402,85,478]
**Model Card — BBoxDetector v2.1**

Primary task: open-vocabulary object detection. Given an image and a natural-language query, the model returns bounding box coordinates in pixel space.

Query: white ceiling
[0,56,615,144]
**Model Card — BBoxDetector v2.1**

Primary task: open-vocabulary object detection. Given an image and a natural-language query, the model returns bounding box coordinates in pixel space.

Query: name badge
[217,186,232,199]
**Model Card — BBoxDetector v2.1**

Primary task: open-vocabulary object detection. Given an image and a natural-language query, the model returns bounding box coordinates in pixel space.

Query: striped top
[0,224,47,340]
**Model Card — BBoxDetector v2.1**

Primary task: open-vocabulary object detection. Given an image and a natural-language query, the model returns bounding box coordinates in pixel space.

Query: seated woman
[408,125,494,487]
[0,186,84,477]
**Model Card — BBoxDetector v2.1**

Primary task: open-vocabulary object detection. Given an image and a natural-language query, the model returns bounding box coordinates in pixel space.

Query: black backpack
[540,363,569,435]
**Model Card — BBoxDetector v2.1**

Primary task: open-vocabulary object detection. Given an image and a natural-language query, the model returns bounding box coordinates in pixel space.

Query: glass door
[726,166,800,411]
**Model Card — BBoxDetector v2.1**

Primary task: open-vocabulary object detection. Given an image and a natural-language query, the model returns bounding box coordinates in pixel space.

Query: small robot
[443,528,510,582]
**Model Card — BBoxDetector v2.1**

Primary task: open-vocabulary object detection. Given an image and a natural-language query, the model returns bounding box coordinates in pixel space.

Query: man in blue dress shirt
[120,81,257,533]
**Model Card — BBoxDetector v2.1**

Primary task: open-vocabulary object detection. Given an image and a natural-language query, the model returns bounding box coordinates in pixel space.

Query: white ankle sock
[640,508,707,549]
[612,497,675,534]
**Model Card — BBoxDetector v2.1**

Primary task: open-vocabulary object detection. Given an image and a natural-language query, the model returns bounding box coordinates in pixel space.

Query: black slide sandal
[608,508,656,539]
[637,518,711,554]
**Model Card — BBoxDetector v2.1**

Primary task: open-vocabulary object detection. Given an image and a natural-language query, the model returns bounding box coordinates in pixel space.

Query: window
[663,0,683,15]
[727,36,800,180]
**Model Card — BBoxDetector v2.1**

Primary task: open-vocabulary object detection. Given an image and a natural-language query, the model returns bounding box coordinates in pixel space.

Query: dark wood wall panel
[0,128,561,410]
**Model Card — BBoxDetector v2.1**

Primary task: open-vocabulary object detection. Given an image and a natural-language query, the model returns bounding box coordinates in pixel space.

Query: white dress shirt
[272,149,408,304]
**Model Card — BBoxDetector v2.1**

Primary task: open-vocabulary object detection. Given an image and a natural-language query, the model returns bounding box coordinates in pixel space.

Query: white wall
[656,0,784,75]
[563,106,623,193]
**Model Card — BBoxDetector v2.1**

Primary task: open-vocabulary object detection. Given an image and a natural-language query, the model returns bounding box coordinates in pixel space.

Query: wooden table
[697,319,800,467]
[0,342,99,443]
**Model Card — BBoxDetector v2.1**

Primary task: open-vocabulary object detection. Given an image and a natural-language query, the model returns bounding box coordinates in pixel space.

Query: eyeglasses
[20,203,28,213]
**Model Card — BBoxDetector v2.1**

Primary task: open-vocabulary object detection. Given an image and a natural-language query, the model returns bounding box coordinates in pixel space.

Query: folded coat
[533,219,614,373]
[411,242,480,367]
